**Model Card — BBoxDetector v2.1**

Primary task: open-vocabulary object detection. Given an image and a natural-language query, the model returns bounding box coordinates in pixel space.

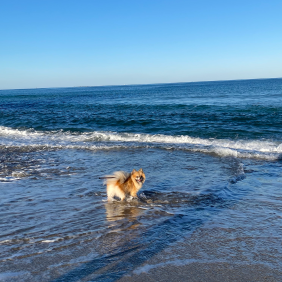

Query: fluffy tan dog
[103,168,145,201]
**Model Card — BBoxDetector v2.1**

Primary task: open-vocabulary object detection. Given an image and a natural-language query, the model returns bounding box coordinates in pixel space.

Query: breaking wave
[1,126,282,160]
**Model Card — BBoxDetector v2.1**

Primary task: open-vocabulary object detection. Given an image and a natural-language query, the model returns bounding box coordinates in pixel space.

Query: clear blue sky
[1,0,282,89]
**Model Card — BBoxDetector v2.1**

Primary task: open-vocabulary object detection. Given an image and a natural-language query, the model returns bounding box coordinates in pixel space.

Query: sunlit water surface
[1,79,282,281]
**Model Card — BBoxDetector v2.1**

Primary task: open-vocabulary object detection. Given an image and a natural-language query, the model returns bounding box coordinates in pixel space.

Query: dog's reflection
[105,201,144,229]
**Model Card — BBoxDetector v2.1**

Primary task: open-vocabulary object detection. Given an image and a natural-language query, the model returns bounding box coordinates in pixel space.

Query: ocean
[1,78,282,281]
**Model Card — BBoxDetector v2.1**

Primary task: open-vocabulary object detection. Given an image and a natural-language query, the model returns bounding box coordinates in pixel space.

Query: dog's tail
[100,171,130,185]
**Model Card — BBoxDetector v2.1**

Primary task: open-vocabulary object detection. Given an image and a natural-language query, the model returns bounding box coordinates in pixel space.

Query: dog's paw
[127,196,139,201]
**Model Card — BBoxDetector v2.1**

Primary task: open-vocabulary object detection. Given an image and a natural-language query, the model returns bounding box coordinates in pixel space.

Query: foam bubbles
[0,126,281,160]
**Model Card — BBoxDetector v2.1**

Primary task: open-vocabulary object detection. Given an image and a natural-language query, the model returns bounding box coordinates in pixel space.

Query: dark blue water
[1,79,282,281]
[1,79,282,140]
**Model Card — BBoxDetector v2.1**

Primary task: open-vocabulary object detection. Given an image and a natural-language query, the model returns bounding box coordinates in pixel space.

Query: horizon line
[1,76,282,91]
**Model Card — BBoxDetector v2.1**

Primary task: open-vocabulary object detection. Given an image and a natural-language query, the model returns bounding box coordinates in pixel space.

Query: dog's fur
[104,168,145,201]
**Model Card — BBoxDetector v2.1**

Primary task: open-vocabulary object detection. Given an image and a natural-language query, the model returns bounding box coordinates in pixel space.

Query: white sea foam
[1,126,281,160]
[0,239,12,244]
[0,176,19,182]
[41,239,60,243]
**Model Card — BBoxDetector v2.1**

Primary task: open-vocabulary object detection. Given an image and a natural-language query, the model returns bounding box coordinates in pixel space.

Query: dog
[102,168,145,201]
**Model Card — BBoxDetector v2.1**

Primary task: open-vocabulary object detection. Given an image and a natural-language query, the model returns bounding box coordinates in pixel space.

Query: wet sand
[119,262,281,282]
[119,223,282,282]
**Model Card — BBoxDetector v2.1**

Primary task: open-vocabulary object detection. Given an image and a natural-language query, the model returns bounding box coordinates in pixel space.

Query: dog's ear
[132,169,137,173]
[138,168,143,173]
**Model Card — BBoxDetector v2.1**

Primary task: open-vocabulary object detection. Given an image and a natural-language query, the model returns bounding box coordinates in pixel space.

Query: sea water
[0,78,282,281]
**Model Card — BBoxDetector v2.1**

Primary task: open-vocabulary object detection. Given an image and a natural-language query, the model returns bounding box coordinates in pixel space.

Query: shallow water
[1,79,282,281]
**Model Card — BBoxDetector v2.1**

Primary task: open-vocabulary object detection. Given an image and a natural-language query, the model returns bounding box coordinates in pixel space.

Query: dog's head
[131,168,145,185]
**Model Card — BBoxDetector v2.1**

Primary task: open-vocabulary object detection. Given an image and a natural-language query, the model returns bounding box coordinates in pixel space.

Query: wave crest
[1,126,281,160]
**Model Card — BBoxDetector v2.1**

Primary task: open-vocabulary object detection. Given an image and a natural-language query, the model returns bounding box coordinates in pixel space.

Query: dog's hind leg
[115,187,126,201]
[107,185,116,201]
[107,185,126,201]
